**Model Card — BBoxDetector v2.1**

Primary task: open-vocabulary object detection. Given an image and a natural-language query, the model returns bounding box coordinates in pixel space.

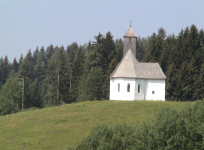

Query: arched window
[138,84,140,93]
[127,83,130,92]
[118,83,120,92]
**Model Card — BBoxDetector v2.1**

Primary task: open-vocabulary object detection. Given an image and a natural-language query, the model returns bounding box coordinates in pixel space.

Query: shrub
[77,100,204,149]
[76,124,136,150]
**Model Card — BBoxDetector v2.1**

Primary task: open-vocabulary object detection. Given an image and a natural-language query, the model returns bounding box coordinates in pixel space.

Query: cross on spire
[130,20,132,27]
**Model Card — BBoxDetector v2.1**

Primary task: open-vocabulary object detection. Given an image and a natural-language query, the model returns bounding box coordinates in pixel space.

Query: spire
[123,26,137,57]
[123,27,137,38]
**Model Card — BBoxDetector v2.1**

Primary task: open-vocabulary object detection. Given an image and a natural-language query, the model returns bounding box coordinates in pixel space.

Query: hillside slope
[0,100,192,150]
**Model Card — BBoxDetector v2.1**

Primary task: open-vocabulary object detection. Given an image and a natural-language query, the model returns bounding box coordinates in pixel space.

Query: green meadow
[0,100,192,150]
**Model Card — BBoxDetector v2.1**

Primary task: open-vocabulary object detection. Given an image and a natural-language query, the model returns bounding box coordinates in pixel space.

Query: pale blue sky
[0,0,204,62]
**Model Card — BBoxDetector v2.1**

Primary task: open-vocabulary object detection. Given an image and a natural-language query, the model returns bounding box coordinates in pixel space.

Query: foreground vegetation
[0,100,190,150]
[77,100,204,150]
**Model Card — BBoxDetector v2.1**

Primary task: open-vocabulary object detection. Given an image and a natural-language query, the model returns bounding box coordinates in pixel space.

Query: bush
[77,100,204,149]
[77,124,136,150]
[0,97,20,116]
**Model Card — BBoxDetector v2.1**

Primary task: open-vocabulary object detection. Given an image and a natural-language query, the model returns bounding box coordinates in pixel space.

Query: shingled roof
[110,49,166,79]
[110,49,145,78]
[140,63,166,79]
[123,27,137,38]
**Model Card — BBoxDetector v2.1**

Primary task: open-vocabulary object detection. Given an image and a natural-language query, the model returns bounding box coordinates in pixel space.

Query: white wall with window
[134,79,145,100]
[109,78,165,101]
[145,79,165,101]
[110,78,136,100]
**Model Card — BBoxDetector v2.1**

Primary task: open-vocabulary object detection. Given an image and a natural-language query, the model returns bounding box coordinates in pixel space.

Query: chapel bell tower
[123,26,137,57]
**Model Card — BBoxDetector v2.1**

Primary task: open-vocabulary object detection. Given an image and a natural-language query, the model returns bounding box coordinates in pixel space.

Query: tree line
[0,24,204,115]
[0,32,123,115]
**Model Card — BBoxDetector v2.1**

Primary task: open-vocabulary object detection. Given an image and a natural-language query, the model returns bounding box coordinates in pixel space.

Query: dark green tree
[33,46,39,64]
[115,38,123,62]
[0,77,21,115]
[86,67,104,101]
[12,58,19,72]
[45,44,55,60]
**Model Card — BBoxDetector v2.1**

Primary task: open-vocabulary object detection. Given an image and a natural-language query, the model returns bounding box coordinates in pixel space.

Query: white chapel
[109,26,166,101]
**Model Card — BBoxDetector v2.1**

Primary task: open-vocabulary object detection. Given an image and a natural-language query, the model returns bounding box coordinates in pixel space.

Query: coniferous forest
[0,24,204,115]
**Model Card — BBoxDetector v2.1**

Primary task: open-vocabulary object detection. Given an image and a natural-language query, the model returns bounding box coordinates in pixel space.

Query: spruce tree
[43,59,57,106]
[1,56,10,85]
[18,50,35,108]
[12,58,19,72]
[0,77,21,115]
[136,36,143,61]
[142,32,158,62]
[45,44,55,61]
[102,32,116,99]
[0,58,4,89]
[67,46,76,102]
[143,28,166,63]
[86,67,104,100]
[56,46,68,104]
[33,46,39,64]
[115,38,123,62]
[73,46,85,101]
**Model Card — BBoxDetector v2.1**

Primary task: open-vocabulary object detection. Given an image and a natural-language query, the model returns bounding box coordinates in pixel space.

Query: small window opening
[129,38,131,43]
[127,83,130,92]
[118,83,120,92]
[152,91,155,94]
[138,84,140,93]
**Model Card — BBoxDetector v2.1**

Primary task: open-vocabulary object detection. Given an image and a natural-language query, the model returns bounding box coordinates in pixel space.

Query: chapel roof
[110,49,166,79]
[110,49,145,78]
[139,63,166,79]
[123,27,137,38]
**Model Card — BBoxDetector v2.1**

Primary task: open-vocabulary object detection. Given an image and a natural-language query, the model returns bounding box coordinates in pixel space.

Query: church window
[152,91,155,94]
[127,83,130,92]
[138,84,140,93]
[118,83,120,92]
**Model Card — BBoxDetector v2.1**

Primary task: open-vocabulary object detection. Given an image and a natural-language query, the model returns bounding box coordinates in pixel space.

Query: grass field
[0,100,193,150]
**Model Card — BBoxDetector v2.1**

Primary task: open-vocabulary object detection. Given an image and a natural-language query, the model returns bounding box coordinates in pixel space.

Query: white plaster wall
[145,79,165,101]
[134,79,145,100]
[110,78,165,101]
[109,78,136,101]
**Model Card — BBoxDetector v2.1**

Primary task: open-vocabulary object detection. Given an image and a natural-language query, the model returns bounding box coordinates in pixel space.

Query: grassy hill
[0,100,193,150]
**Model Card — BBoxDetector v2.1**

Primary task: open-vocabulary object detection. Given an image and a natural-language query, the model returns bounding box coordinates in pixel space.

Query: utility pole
[70,71,72,91]
[57,70,59,106]
[22,86,23,110]
[22,75,24,110]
